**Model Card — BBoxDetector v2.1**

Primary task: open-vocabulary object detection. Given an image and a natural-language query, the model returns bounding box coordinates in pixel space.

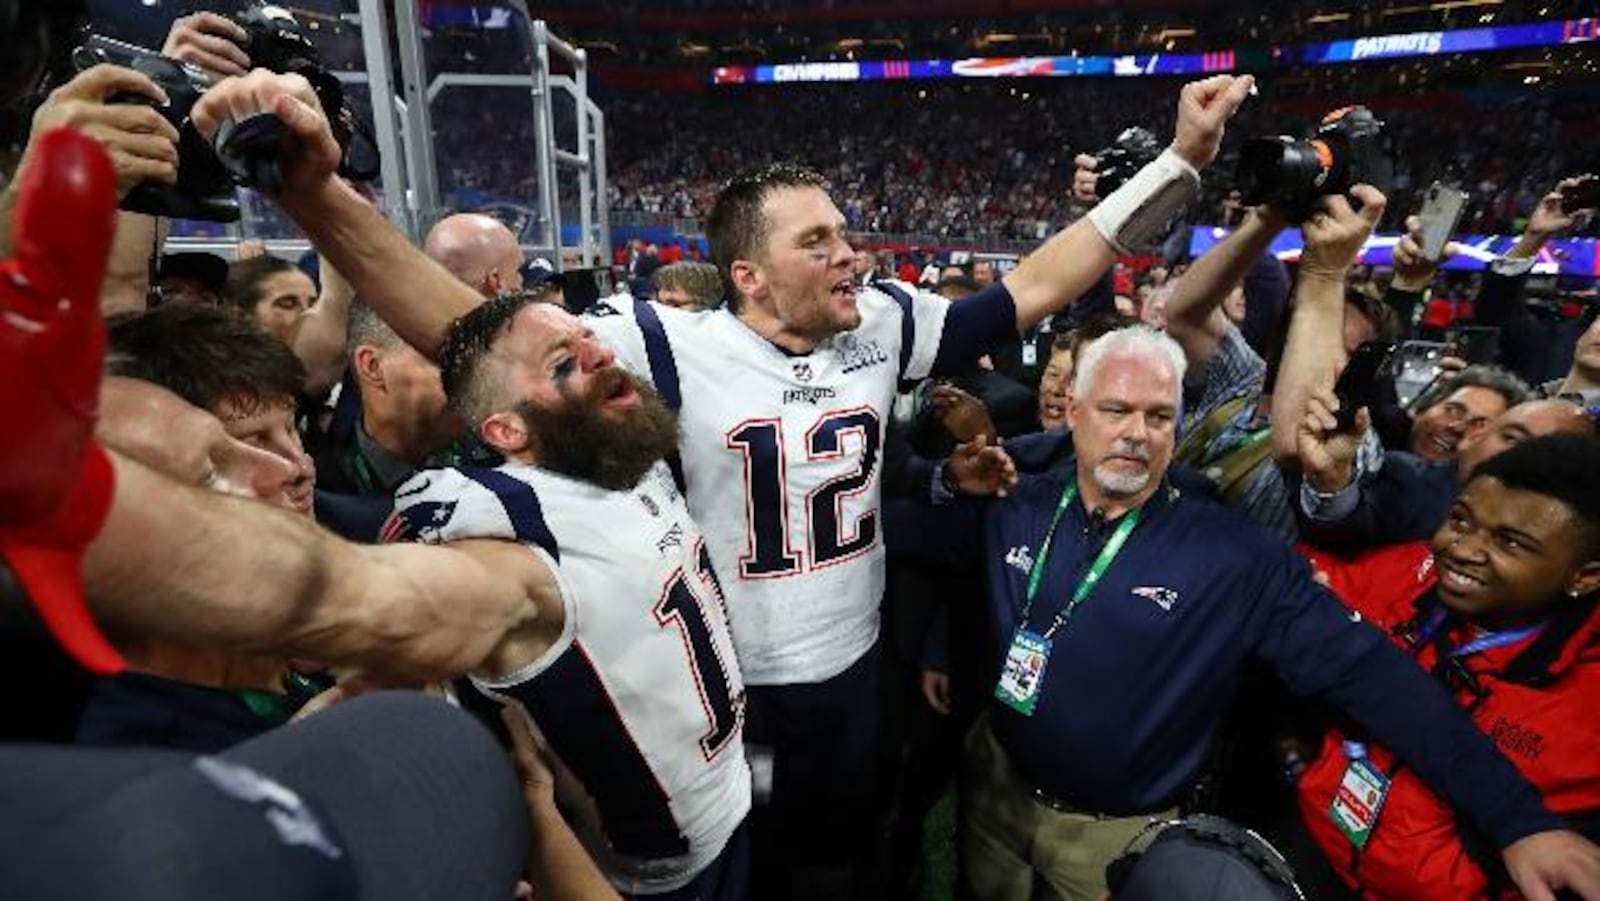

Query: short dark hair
[226,255,304,314]
[1472,432,1600,556]
[438,290,544,425]
[705,163,829,310]
[1344,287,1402,344]
[346,301,405,357]
[106,304,306,414]
[1418,365,1529,413]
[651,261,723,309]
[933,275,982,298]
[1067,312,1142,357]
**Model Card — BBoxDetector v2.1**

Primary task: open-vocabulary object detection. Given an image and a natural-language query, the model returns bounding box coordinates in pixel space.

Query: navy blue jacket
[915,464,1559,849]
[1297,451,1460,556]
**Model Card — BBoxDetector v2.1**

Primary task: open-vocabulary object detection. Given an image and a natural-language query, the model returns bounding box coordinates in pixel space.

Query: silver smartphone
[1417,182,1469,261]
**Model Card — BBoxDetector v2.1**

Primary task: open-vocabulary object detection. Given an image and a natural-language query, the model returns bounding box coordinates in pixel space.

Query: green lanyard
[1021,478,1144,640]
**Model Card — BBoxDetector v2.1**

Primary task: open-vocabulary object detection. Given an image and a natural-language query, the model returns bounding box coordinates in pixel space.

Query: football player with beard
[385,293,752,901]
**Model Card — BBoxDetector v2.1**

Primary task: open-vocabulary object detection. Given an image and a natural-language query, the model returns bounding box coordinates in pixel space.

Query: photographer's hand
[23,65,179,202]
[1299,185,1386,283]
[1510,177,1586,259]
[191,69,342,199]
[1171,74,1255,170]
[1391,214,1457,292]
[163,12,251,81]
[1297,385,1369,494]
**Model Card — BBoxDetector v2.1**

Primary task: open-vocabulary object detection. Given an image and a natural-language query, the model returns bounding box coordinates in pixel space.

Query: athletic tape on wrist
[1087,148,1200,254]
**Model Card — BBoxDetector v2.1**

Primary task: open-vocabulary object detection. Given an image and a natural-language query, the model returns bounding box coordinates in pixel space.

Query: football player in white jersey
[384,293,753,900]
[194,67,1256,898]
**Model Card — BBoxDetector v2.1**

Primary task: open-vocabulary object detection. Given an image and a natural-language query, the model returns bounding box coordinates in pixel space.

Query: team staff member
[902,326,1600,900]
[1297,434,1600,900]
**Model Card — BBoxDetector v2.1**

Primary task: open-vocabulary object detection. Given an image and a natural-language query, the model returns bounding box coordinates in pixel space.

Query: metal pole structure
[588,99,610,267]
[392,0,444,234]
[529,18,559,256]
[355,0,415,239]
[573,47,594,267]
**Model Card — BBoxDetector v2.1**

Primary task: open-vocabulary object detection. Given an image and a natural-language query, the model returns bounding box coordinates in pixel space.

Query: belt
[990,721,1164,819]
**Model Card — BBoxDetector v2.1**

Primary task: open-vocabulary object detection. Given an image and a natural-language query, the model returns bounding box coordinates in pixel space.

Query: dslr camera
[1234,106,1394,223]
[71,2,377,222]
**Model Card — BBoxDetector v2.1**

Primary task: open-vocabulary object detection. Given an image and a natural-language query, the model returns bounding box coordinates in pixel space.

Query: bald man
[422,214,525,298]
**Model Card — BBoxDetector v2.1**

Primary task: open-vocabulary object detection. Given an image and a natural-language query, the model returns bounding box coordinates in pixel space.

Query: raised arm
[1002,75,1256,333]
[1164,206,1286,366]
[287,253,358,395]
[1269,186,1386,464]
[190,71,477,358]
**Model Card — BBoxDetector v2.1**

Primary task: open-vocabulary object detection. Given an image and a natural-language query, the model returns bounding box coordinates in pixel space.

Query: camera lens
[1235,137,1334,216]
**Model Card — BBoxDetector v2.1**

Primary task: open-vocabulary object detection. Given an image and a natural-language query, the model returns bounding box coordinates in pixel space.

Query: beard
[1091,443,1153,497]
[516,370,680,491]
[1092,464,1151,497]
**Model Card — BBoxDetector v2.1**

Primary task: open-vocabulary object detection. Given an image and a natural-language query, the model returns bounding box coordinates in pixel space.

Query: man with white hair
[902,326,1600,899]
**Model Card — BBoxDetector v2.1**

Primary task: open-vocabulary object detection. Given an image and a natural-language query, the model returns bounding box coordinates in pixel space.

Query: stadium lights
[1308,12,1353,24]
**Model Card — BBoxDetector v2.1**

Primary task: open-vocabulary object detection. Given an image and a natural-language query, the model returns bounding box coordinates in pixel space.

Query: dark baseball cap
[158,252,229,295]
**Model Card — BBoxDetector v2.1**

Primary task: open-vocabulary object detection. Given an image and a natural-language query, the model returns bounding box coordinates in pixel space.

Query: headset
[1104,813,1306,900]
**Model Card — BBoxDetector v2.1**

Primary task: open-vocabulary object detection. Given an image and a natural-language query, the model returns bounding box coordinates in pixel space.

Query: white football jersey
[387,461,750,895]
[587,283,950,684]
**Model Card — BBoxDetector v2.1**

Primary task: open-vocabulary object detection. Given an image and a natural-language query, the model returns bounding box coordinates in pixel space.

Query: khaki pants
[960,714,1175,901]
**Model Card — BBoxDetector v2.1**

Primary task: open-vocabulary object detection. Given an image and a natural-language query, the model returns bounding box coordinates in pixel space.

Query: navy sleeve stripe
[870,279,918,384]
[931,280,1019,377]
[632,299,682,412]
[476,642,689,858]
[458,468,561,562]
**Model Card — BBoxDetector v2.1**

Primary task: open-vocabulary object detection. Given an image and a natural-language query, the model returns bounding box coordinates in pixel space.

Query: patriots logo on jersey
[1130,586,1180,612]
[792,362,814,383]
[379,500,458,543]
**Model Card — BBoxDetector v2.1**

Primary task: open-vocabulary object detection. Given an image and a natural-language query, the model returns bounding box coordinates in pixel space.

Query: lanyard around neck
[1021,478,1143,640]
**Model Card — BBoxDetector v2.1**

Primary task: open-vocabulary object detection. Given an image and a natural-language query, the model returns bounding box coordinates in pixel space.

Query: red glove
[0,126,123,673]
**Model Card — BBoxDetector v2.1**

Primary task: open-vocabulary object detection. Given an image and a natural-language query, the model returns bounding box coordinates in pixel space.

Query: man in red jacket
[1299,432,1600,899]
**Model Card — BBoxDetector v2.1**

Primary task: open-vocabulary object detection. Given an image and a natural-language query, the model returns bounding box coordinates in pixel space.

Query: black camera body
[232,2,321,73]
[71,2,375,222]
[1560,174,1600,215]
[1092,126,1164,197]
[1234,106,1394,223]
[73,43,242,221]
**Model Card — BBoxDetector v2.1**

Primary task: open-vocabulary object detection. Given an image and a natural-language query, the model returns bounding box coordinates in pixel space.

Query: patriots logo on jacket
[1131,586,1180,612]
[379,501,458,543]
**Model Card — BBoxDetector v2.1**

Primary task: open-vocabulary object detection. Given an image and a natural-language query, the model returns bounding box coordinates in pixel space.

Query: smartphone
[1443,325,1501,366]
[1394,339,1449,409]
[1333,340,1397,432]
[1561,174,1600,214]
[1417,182,1469,262]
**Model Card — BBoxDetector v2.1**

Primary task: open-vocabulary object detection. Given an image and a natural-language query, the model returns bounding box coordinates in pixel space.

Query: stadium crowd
[5,3,1600,901]
[603,79,1600,242]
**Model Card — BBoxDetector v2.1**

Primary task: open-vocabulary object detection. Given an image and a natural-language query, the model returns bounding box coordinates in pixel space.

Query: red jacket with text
[1297,542,1600,900]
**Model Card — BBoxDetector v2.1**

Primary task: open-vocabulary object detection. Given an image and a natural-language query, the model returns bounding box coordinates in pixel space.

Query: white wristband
[1087,147,1201,254]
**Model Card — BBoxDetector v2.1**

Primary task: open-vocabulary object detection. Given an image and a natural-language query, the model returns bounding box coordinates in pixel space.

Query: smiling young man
[1298,433,1600,899]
